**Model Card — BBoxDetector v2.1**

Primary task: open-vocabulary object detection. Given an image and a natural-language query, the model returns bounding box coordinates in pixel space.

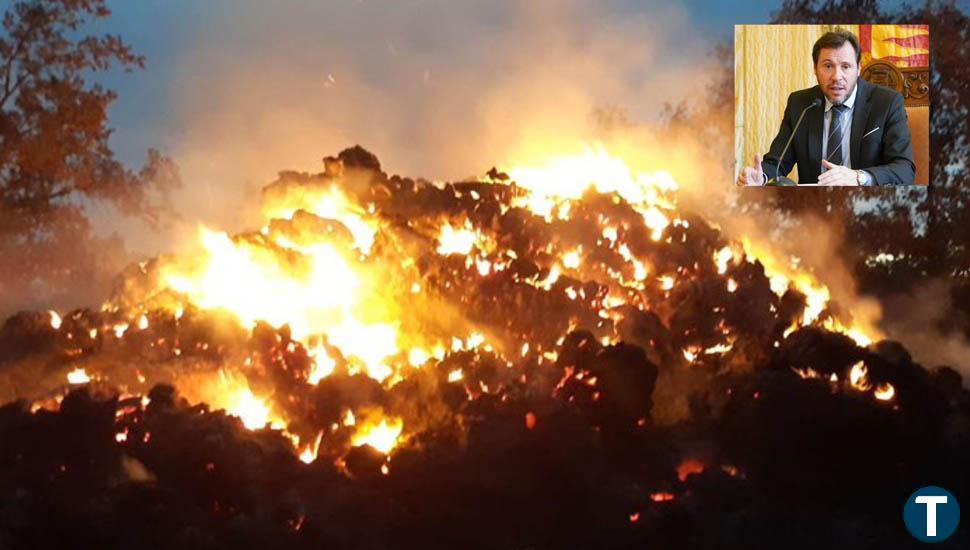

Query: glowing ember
[642,206,670,241]
[677,458,706,481]
[659,276,675,291]
[632,258,648,281]
[525,411,537,430]
[532,264,562,291]
[436,221,478,255]
[343,409,356,427]
[113,323,129,338]
[704,343,733,355]
[848,361,872,392]
[48,310,62,329]
[298,431,324,464]
[792,367,822,380]
[466,332,486,349]
[714,246,733,275]
[562,248,582,269]
[602,226,618,243]
[351,417,403,454]
[768,274,790,297]
[475,258,493,276]
[227,389,278,430]
[650,492,675,502]
[617,243,648,282]
[874,382,896,401]
[67,367,90,385]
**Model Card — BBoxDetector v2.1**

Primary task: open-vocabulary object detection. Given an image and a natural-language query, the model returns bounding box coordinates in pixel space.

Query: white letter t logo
[915,496,948,536]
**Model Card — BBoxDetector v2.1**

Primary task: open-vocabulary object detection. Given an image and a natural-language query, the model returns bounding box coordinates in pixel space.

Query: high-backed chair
[861,60,930,185]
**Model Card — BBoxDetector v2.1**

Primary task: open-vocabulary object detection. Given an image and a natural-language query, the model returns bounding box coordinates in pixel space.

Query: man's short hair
[812,30,861,66]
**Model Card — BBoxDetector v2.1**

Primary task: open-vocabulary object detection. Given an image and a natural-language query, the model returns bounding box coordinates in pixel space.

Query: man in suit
[738,30,915,186]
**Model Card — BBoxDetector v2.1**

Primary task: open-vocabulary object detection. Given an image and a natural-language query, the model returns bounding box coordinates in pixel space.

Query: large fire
[4,144,961,548]
[31,145,887,457]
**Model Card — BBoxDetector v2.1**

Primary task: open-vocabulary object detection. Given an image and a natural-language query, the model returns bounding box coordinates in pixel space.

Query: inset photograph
[735,24,929,186]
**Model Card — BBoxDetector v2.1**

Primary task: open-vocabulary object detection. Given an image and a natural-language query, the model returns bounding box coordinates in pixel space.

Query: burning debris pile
[1,146,967,549]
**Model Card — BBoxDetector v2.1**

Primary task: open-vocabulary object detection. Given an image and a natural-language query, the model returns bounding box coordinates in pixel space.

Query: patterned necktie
[826,104,848,167]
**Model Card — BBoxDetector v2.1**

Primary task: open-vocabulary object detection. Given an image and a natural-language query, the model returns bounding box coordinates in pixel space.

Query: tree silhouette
[0,0,179,314]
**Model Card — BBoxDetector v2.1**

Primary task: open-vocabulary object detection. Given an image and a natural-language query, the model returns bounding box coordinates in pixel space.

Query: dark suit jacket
[761,77,915,185]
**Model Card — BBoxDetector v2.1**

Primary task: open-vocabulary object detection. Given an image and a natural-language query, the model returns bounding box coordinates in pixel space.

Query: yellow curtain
[734,24,859,182]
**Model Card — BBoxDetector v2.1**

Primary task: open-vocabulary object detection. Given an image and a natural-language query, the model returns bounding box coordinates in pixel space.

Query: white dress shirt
[821,84,857,171]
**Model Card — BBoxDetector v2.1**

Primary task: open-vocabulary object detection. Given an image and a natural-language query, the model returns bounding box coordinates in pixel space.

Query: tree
[0,0,178,314]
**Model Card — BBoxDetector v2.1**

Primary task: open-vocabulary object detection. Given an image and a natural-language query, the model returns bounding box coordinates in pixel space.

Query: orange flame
[351,416,403,455]
[67,367,91,385]
[874,382,896,401]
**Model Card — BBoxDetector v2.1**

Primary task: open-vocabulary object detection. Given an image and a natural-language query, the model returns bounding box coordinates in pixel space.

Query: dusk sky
[92,0,942,166]
[95,0,775,168]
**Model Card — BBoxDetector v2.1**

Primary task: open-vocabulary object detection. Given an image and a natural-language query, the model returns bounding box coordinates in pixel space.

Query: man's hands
[738,157,861,186]
[737,154,764,186]
[818,160,859,186]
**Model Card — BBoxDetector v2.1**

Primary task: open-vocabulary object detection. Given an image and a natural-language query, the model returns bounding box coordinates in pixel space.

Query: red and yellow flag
[860,24,929,68]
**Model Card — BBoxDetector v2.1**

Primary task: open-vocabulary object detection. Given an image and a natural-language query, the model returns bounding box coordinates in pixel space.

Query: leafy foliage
[0,0,179,313]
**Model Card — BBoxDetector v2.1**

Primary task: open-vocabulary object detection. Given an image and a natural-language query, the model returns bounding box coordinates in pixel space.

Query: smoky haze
[92,0,717,256]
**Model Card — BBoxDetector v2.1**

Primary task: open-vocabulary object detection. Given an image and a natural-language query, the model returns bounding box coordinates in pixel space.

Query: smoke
[880,279,970,377]
[106,0,717,256]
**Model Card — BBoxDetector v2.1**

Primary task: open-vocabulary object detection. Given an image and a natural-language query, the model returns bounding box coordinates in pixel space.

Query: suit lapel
[807,88,824,171]
[805,101,825,175]
[850,78,871,168]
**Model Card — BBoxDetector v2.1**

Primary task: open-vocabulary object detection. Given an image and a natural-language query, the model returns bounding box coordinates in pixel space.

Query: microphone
[766,98,822,186]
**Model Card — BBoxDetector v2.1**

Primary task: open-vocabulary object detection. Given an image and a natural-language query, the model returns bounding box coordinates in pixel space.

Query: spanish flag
[860,24,929,68]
